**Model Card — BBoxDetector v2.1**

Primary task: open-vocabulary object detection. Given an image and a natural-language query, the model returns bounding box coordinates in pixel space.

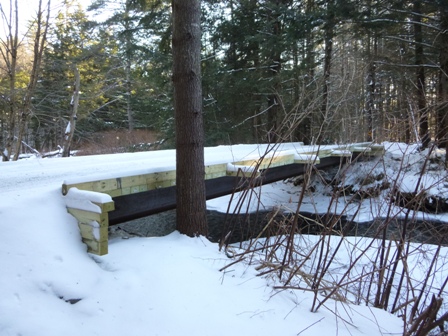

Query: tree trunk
[266,0,288,143]
[318,0,334,143]
[414,0,429,148]
[437,5,448,165]
[365,27,378,143]
[124,0,134,131]
[13,0,50,160]
[62,67,80,157]
[1,0,19,161]
[172,0,208,237]
[295,0,315,145]
[365,59,375,142]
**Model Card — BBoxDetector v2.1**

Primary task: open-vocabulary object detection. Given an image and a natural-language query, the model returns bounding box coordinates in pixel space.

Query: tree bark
[172,0,208,237]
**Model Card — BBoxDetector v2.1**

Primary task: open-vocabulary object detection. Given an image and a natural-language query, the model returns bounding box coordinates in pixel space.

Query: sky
[0,0,96,38]
[1,141,447,335]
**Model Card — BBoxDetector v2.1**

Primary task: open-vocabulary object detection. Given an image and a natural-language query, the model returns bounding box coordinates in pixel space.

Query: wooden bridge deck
[62,142,384,255]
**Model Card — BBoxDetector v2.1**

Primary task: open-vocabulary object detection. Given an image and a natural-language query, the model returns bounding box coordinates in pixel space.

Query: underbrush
[76,129,164,156]
[220,142,448,335]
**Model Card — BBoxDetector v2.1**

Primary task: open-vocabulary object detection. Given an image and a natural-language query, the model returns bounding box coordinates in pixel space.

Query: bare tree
[437,4,448,167]
[172,0,208,237]
[414,0,429,148]
[0,0,50,160]
[317,0,335,143]
[12,0,51,160]
[0,0,19,161]
[62,66,80,157]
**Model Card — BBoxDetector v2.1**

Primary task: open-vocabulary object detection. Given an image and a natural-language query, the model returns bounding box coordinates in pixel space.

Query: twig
[297,317,325,335]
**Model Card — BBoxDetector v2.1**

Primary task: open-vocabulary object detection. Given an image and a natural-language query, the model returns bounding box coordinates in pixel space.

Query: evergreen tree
[35,0,104,151]
[172,0,208,237]
[88,0,171,134]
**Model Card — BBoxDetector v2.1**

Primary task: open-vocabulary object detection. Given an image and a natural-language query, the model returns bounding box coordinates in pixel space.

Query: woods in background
[1,0,448,160]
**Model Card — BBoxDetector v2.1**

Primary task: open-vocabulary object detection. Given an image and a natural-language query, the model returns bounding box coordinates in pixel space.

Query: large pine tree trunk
[172,0,208,237]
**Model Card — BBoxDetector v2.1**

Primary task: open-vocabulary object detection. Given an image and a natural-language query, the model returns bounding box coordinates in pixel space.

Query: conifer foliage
[1,0,448,158]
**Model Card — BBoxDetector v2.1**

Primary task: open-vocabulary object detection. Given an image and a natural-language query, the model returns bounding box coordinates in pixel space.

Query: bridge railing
[62,142,383,255]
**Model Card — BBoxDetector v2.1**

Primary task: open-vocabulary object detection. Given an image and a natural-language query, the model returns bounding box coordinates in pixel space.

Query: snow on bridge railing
[62,142,382,255]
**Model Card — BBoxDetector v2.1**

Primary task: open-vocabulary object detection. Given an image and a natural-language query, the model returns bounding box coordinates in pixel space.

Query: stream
[109,209,448,246]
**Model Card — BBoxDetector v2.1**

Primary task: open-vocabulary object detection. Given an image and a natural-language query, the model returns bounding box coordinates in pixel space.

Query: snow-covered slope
[3,142,445,335]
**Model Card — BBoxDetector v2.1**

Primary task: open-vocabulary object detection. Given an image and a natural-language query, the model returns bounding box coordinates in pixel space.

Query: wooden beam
[66,208,110,255]
[108,156,346,225]
[62,163,229,196]
[109,176,244,225]
[83,239,108,255]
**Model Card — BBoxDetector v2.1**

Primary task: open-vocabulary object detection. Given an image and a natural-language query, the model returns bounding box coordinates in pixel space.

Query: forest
[1,0,448,161]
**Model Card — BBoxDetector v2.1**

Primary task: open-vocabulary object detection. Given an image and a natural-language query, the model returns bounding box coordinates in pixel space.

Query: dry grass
[220,143,448,336]
[76,129,162,156]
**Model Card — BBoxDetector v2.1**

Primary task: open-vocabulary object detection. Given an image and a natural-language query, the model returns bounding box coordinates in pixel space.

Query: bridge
[62,142,384,255]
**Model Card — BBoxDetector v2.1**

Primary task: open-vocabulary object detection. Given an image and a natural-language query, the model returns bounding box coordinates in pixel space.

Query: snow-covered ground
[1,142,446,335]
